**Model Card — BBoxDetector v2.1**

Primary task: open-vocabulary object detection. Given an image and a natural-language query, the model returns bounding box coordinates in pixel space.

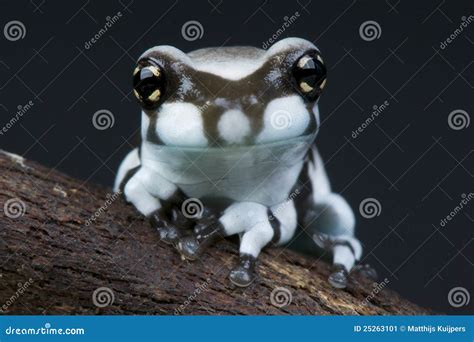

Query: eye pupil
[132,62,164,109]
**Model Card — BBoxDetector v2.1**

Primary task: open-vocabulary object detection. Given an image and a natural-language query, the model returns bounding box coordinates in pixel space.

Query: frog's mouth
[144,132,317,153]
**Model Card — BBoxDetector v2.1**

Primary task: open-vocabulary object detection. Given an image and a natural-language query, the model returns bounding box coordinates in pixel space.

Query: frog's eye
[132,59,165,110]
[292,53,327,101]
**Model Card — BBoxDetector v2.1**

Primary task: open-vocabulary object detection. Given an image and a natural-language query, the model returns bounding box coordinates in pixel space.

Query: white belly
[141,133,316,207]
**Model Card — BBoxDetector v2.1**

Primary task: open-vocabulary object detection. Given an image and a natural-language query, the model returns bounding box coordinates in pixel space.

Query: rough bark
[0,150,430,315]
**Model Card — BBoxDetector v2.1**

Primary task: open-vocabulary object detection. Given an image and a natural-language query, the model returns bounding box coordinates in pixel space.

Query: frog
[114,37,375,288]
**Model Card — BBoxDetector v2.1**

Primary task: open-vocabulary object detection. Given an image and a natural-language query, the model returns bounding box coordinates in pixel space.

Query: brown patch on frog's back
[200,104,225,146]
[303,102,318,136]
[141,47,318,146]
[145,112,163,145]
[243,101,265,140]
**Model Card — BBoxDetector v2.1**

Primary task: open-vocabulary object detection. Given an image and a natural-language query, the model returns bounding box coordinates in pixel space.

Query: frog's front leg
[178,200,297,287]
[115,148,191,244]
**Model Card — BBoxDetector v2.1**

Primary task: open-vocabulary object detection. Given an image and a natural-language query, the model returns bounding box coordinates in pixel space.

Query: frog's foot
[229,253,256,287]
[312,232,334,250]
[328,264,378,289]
[150,203,199,245]
[312,232,364,289]
[176,235,200,260]
[352,263,378,281]
[176,218,224,260]
[150,209,182,245]
[328,263,348,289]
[170,206,194,230]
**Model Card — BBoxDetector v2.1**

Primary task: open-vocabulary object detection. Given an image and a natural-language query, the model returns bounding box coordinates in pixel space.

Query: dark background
[0,0,472,314]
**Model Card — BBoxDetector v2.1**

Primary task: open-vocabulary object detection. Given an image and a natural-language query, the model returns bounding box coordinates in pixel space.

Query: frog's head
[132,37,326,146]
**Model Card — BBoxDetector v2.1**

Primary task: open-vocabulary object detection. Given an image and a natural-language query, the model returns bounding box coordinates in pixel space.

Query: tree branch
[0,151,429,315]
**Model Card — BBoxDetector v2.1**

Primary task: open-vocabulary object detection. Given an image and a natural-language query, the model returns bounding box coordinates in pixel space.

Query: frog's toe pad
[354,264,378,281]
[158,226,180,245]
[177,236,200,260]
[312,232,333,250]
[328,266,348,289]
[229,266,255,287]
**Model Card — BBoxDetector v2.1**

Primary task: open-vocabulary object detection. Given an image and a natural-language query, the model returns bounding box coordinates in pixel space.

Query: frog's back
[187,46,266,81]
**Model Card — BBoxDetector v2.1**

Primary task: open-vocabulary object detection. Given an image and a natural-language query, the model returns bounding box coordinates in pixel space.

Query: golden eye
[147,89,161,102]
[299,81,314,93]
[293,53,327,100]
[319,79,327,89]
[132,60,165,109]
